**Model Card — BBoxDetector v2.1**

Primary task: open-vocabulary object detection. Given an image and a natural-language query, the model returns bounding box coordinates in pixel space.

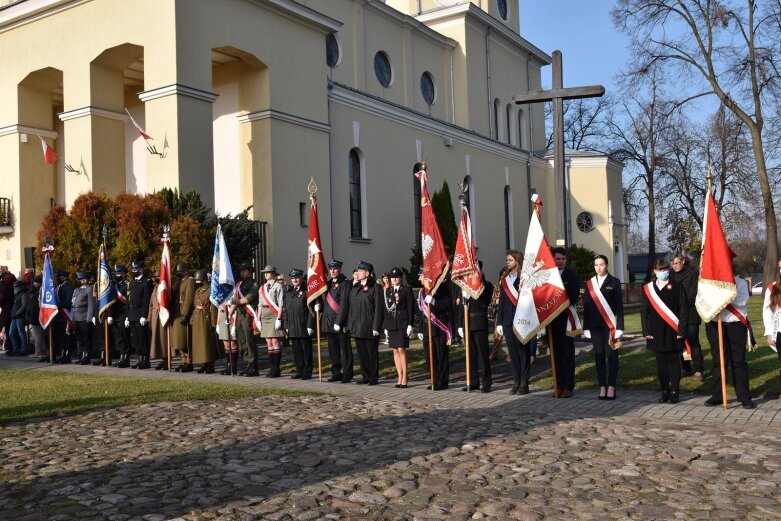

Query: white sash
[587,276,618,338]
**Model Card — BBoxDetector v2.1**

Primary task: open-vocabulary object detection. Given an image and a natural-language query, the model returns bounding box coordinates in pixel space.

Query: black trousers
[129,321,149,358]
[706,321,751,403]
[355,337,379,383]
[504,326,531,384]
[111,320,131,356]
[291,336,313,377]
[53,320,73,356]
[423,333,450,389]
[466,328,491,388]
[551,318,575,391]
[681,322,704,373]
[327,332,353,380]
[74,321,93,357]
[591,326,619,387]
[654,350,682,392]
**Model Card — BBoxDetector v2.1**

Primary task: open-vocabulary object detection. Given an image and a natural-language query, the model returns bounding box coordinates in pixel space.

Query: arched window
[504,186,513,249]
[518,109,527,149]
[506,104,513,145]
[493,98,502,140]
[349,148,364,238]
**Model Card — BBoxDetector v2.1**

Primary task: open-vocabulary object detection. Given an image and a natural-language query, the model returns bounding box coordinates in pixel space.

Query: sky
[519,1,628,97]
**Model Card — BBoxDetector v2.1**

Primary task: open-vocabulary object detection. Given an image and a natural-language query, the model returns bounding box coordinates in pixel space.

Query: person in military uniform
[190,269,219,374]
[418,272,453,391]
[346,261,384,385]
[549,247,580,398]
[171,263,195,372]
[456,265,495,393]
[258,265,285,377]
[382,267,415,388]
[53,269,74,363]
[71,272,96,365]
[232,262,260,376]
[127,261,153,369]
[28,275,48,360]
[321,259,352,382]
[283,269,315,379]
[110,265,132,367]
[148,270,169,370]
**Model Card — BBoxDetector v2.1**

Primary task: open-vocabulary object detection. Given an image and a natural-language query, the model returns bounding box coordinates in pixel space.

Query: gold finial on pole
[308,177,318,197]
[705,163,713,191]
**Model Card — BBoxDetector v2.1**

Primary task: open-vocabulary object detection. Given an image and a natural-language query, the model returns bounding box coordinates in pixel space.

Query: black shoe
[341,379,352,384]
[179,363,193,373]
[116,358,130,368]
[291,374,302,379]
[196,364,208,373]
[242,367,259,377]
[395,384,401,388]
[741,400,756,409]
[400,384,408,389]
[520,382,530,395]
[704,396,721,407]
[659,391,670,403]
[38,356,50,363]
[462,385,479,392]
[669,391,680,404]
[356,380,368,385]
[327,376,341,382]
[481,386,492,393]
[78,355,91,365]
[155,361,168,371]
[302,375,312,380]
[510,384,520,395]
[367,381,378,386]
[138,357,151,370]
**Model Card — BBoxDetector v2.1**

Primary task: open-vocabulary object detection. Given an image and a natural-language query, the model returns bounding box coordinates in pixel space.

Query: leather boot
[221,353,238,375]
[131,356,141,369]
[242,363,259,377]
[267,354,281,378]
[116,354,130,368]
[58,349,72,364]
[520,381,530,395]
[137,355,151,369]
[154,360,168,370]
[78,352,91,365]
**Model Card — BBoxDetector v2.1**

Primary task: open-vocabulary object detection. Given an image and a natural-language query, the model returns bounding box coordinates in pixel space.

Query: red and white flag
[416,168,450,294]
[306,193,327,307]
[512,195,569,343]
[38,135,57,164]
[125,108,153,142]
[158,236,172,327]
[695,185,736,322]
[451,197,484,298]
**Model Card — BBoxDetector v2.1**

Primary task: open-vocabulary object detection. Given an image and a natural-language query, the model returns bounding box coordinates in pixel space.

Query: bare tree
[544,95,616,152]
[612,0,781,289]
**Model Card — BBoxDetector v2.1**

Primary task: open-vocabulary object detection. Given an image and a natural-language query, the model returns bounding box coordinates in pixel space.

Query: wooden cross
[513,50,605,247]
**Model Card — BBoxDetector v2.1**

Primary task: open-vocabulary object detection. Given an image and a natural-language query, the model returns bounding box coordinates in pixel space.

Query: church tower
[386,0,521,33]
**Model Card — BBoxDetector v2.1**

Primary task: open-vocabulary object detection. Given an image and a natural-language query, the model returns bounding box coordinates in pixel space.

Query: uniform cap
[260,265,277,274]
[175,262,189,273]
[389,267,403,278]
[75,272,87,280]
[327,259,343,268]
[113,265,127,273]
[356,260,374,272]
[289,269,304,278]
[131,260,144,270]
[238,261,255,271]
[194,269,208,282]
[57,269,69,277]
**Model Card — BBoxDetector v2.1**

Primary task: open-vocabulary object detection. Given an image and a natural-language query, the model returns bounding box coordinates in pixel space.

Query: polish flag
[125,108,153,141]
[38,136,57,165]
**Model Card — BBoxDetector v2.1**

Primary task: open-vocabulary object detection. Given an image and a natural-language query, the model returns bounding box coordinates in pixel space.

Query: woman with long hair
[762,258,781,387]
[582,254,624,400]
[382,267,415,388]
[495,250,532,394]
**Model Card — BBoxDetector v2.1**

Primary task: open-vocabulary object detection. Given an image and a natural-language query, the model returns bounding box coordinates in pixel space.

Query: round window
[374,51,392,88]
[497,0,508,20]
[326,33,339,68]
[420,72,435,105]
[576,212,595,233]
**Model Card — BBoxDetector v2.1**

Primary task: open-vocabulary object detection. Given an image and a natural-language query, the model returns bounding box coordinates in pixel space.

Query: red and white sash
[643,282,692,359]
[501,275,519,307]
[260,283,282,317]
[587,277,618,344]
[564,304,582,337]
[725,304,756,350]
[236,284,260,332]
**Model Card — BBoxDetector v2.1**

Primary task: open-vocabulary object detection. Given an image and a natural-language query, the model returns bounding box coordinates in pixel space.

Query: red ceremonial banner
[452,198,484,298]
[307,194,327,307]
[416,168,450,294]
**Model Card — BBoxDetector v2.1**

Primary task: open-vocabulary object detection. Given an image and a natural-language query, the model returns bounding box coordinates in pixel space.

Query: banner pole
[104,320,110,366]
[48,327,53,364]
[167,326,172,372]
[547,325,559,397]
[427,305,435,390]
[718,316,728,409]
[316,309,322,382]
[464,303,471,391]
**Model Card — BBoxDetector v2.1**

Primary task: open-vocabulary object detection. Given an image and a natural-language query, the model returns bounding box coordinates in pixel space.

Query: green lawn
[0,370,314,425]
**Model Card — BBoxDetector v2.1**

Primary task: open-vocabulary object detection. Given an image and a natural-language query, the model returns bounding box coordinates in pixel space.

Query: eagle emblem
[519,255,550,295]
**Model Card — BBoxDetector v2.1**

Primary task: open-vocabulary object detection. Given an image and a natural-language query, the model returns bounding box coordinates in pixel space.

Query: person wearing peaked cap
[52,268,74,364]
[105,264,130,367]
[113,265,127,274]
[347,261,384,385]
[70,270,96,365]
[171,263,195,372]
[257,264,285,377]
[283,269,315,379]
[149,269,169,370]
[322,259,353,382]
[128,261,153,369]
[229,262,259,376]
[238,261,254,272]
[382,267,415,388]
[7,278,29,356]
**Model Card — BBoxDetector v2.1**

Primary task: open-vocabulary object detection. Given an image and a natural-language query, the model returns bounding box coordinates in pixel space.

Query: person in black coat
[456,267,494,393]
[109,265,131,367]
[641,258,689,404]
[283,269,316,379]
[53,270,74,363]
[495,250,533,395]
[582,254,624,400]
[549,247,581,397]
[321,260,352,382]
[670,254,703,379]
[346,261,384,385]
[127,261,153,369]
[382,267,415,388]
[418,273,453,391]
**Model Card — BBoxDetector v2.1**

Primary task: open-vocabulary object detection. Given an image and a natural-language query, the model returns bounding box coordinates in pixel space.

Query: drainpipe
[485,27,493,138]
[449,45,456,124]
[526,157,532,219]
[327,79,336,260]
[416,0,421,15]
[526,53,533,149]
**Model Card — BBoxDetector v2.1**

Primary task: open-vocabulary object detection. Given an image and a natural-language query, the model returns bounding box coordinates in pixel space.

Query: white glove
[424,295,434,305]
[458,327,464,338]
[406,325,412,336]
[333,324,341,332]
[462,290,470,301]
[314,303,321,312]
[307,327,314,336]
[274,319,282,330]
[65,328,72,336]
[107,316,114,325]
[91,317,96,326]
[372,330,380,337]
[124,318,130,328]
[495,325,504,337]
[418,333,424,340]
[583,330,591,340]
[384,329,389,338]
[614,329,623,339]
[140,317,147,326]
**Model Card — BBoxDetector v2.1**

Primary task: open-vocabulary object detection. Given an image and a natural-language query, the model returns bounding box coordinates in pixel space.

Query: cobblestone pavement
[1,357,781,520]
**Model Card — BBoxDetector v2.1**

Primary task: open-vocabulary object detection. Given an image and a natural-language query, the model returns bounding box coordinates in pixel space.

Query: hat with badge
[289,268,304,278]
[75,272,88,280]
[389,267,403,278]
[356,260,374,273]
[238,261,254,271]
[131,260,145,271]
[327,259,343,269]
[114,265,127,273]
[260,265,277,274]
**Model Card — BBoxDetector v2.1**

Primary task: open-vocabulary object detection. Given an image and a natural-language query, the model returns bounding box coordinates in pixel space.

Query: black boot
[242,363,259,377]
[78,352,91,365]
[154,359,168,370]
[520,381,530,395]
[267,354,281,378]
[58,349,72,364]
[137,355,151,369]
[116,354,130,368]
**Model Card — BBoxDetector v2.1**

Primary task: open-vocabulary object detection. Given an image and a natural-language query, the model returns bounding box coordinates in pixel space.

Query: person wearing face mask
[190,269,218,374]
[347,261,384,385]
[283,269,315,379]
[761,258,781,390]
[109,266,131,367]
[641,258,689,404]
[127,261,152,369]
[582,255,624,400]
[70,272,96,365]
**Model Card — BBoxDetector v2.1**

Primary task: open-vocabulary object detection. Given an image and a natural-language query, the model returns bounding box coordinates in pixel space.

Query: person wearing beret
[283,269,316,379]
[53,269,74,363]
[382,267,415,388]
[321,259,353,383]
[70,272,96,365]
[128,261,153,369]
[230,262,260,376]
[347,261,384,385]
[258,265,285,377]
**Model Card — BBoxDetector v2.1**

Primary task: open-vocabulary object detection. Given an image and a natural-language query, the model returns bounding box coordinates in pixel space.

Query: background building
[0,0,627,280]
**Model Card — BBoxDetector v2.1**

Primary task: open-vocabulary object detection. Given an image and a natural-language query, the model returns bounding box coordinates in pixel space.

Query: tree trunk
[646,170,656,282]
[747,125,779,287]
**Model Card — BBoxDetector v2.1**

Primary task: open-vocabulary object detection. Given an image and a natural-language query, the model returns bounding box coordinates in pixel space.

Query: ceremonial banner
[39,247,58,329]
[125,108,153,142]
[452,197,484,299]
[158,235,172,327]
[695,186,736,322]
[416,168,450,294]
[306,195,327,307]
[512,196,569,343]
[97,243,116,321]
[38,135,57,165]
[209,224,235,307]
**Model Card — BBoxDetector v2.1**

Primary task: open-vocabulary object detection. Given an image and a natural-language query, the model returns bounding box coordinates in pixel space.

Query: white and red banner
[125,108,153,142]
[695,185,736,322]
[564,304,582,337]
[39,246,59,329]
[306,194,327,308]
[416,168,450,295]
[158,237,172,327]
[452,197,484,299]
[38,135,57,165]
[512,196,569,343]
